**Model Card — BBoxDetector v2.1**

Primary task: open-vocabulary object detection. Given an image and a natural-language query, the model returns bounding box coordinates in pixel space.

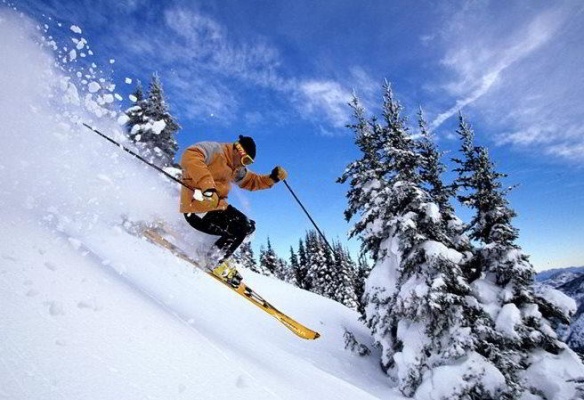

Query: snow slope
[0,9,402,400]
[1,210,396,399]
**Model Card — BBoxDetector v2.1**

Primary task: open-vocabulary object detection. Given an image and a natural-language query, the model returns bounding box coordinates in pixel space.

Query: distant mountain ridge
[537,266,584,356]
[535,266,584,283]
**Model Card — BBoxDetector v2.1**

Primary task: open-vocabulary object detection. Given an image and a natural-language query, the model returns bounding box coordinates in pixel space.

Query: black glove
[270,166,288,182]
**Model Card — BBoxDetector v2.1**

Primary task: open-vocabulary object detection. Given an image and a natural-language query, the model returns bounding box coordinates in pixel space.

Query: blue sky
[8,0,584,271]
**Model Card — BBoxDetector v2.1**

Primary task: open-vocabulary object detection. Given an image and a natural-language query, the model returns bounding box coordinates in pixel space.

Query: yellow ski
[142,229,320,340]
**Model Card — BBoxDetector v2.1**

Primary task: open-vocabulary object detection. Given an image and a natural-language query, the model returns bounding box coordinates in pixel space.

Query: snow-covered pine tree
[416,110,478,280]
[274,257,294,283]
[125,73,180,168]
[354,255,371,319]
[450,113,487,228]
[323,236,336,285]
[288,247,300,287]
[338,94,386,259]
[124,81,146,133]
[304,230,338,299]
[343,83,507,398]
[416,109,456,226]
[233,242,259,273]
[258,238,277,276]
[452,115,584,398]
[297,239,310,290]
[332,241,359,310]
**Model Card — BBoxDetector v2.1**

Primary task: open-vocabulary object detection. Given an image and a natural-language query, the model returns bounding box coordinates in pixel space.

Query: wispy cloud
[163,7,285,88]
[296,80,352,128]
[20,1,360,133]
[429,2,584,162]
[161,7,368,131]
[91,5,289,124]
[431,7,562,129]
[164,70,239,123]
[105,5,357,130]
[294,67,379,132]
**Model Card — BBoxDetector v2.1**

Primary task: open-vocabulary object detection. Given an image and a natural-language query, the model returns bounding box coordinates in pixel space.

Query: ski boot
[211,261,243,288]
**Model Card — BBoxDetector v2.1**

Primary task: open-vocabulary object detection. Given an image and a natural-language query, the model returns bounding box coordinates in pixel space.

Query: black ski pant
[184,205,255,266]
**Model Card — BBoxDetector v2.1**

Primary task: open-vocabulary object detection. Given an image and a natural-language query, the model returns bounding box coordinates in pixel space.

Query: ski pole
[81,122,193,190]
[282,179,335,254]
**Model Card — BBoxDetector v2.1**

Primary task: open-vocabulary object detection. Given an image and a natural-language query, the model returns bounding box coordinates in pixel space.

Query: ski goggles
[234,142,254,166]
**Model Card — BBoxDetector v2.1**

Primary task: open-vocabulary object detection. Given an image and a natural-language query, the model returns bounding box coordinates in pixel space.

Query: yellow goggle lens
[235,142,254,166]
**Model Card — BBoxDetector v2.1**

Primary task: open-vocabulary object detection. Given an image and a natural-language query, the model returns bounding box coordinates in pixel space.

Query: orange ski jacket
[180,141,275,213]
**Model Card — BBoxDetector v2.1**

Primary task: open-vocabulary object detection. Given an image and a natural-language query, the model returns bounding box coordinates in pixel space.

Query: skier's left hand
[193,188,219,209]
[270,166,288,182]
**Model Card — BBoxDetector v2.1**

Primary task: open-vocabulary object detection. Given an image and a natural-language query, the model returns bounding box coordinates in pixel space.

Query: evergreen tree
[258,238,277,276]
[124,81,146,132]
[288,247,300,287]
[234,242,259,273]
[452,113,481,214]
[297,239,310,290]
[343,83,507,398]
[274,257,293,283]
[338,94,386,259]
[305,230,338,299]
[452,115,584,398]
[354,255,371,319]
[125,73,180,168]
[332,242,359,310]
[415,109,456,223]
[417,110,476,281]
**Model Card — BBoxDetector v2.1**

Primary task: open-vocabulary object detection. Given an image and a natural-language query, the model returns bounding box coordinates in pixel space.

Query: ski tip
[301,330,320,340]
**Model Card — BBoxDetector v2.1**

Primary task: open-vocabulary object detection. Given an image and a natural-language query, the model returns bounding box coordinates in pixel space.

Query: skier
[180,135,287,287]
